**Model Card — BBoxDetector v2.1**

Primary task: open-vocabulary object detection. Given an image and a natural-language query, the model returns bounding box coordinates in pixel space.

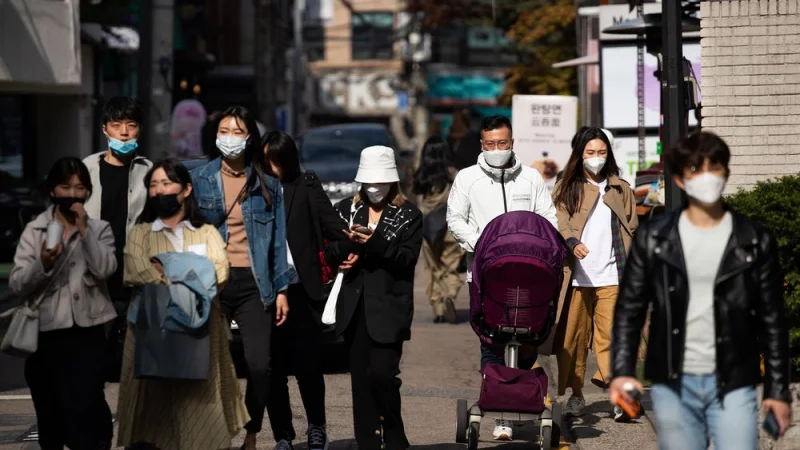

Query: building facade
[700,0,800,193]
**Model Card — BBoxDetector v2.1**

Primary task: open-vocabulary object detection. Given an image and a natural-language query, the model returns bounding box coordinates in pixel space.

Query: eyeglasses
[481,140,512,150]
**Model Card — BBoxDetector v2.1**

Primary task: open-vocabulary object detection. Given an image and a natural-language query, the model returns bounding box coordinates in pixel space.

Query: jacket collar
[30,206,57,230]
[88,151,149,168]
[477,152,522,181]
[197,157,263,191]
[652,203,760,278]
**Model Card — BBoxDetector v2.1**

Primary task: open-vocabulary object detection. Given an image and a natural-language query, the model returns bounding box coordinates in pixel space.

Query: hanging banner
[512,95,578,189]
[170,100,207,158]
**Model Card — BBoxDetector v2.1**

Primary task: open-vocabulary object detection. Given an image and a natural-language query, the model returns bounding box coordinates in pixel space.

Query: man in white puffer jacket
[446,115,558,441]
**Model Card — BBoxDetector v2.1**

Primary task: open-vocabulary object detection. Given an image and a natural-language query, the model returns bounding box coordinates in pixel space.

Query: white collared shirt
[151,219,197,252]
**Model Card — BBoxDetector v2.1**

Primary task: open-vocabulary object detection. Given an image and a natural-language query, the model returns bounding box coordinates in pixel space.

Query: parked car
[296,123,415,205]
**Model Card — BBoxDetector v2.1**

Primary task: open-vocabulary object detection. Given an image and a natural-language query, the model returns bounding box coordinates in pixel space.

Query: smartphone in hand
[353,225,372,235]
[763,411,780,440]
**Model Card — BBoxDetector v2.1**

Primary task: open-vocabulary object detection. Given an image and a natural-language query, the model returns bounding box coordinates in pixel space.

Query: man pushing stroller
[447,115,557,440]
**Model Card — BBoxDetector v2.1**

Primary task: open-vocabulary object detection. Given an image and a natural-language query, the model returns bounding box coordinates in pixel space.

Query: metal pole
[137,0,154,157]
[662,0,686,211]
[636,3,645,169]
[255,0,277,130]
[291,0,306,137]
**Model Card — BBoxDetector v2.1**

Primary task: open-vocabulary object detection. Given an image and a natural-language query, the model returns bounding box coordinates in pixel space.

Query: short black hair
[480,115,512,138]
[46,157,93,196]
[138,159,208,228]
[667,131,731,177]
[103,97,143,125]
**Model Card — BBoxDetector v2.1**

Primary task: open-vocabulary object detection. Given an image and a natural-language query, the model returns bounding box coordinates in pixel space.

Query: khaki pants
[421,232,464,315]
[556,286,618,397]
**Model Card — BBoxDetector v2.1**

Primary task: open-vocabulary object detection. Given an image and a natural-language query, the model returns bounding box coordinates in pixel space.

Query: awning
[552,54,598,69]
[81,23,139,53]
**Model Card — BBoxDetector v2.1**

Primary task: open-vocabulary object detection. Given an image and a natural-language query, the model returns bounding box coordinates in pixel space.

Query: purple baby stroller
[455,211,567,449]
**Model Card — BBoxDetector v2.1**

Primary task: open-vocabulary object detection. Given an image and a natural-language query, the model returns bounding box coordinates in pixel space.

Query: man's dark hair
[102,97,143,125]
[667,131,731,177]
[481,115,512,135]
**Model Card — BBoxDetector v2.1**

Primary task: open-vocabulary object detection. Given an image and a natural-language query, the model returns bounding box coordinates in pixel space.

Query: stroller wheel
[551,402,562,447]
[455,399,468,443]
[467,422,479,450]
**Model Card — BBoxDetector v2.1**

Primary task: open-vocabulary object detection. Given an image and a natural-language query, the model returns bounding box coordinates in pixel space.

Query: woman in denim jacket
[9,157,116,450]
[190,106,293,450]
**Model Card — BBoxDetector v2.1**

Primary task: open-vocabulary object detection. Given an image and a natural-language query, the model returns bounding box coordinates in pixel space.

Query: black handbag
[422,205,448,250]
[134,284,210,380]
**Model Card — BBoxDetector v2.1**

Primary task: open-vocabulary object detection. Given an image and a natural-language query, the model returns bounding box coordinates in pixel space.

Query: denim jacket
[127,252,217,331]
[190,157,293,306]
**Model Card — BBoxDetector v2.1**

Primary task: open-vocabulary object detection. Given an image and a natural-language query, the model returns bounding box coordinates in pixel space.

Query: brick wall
[700,0,800,193]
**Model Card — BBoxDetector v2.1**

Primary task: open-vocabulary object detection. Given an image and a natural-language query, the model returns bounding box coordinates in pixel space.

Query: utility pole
[291,0,306,137]
[137,0,175,160]
[662,0,686,211]
[255,0,277,130]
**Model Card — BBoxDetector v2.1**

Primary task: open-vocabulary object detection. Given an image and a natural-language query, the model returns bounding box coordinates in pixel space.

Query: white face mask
[216,135,248,159]
[483,150,513,167]
[583,157,606,175]
[683,172,727,205]
[364,183,391,204]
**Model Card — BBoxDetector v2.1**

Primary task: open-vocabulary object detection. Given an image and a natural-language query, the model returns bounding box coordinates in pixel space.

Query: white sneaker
[492,419,513,440]
[563,395,586,417]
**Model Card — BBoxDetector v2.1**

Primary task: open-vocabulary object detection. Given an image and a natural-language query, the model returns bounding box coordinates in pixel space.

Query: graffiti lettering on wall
[317,72,400,115]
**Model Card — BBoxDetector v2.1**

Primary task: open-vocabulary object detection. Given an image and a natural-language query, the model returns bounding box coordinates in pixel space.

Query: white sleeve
[446,173,481,252]
[531,170,558,229]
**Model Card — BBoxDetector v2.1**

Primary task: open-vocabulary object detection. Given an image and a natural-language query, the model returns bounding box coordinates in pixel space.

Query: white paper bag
[321,271,345,325]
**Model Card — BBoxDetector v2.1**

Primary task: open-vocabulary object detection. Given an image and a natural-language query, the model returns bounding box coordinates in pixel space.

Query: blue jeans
[480,343,537,370]
[650,374,758,450]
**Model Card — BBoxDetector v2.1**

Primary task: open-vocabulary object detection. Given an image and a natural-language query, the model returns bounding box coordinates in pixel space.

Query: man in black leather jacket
[609,132,792,449]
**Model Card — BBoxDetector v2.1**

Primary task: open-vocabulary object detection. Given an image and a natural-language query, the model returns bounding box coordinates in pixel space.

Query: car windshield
[299,128,392,162]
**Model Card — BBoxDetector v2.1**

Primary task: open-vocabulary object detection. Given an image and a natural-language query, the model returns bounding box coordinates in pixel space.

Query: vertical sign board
[512,95,578,170]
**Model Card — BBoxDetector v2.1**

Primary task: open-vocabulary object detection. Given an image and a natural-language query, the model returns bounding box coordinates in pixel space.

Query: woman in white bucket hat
[327,145,422,450]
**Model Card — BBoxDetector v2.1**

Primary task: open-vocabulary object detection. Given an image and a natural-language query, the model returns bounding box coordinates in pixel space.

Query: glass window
[351,12,395,60]
[304,26,325,62]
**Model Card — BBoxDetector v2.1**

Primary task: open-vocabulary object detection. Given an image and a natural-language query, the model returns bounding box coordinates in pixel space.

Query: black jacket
[612,206,791,403]
[283,172,350,301]
[330,197,423,344]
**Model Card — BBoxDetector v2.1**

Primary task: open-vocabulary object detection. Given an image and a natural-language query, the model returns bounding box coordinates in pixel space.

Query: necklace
[221,163,246,178]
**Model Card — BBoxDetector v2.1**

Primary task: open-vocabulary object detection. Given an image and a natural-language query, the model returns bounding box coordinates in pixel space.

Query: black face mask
[50,197,86,218]
[153,194,183,218]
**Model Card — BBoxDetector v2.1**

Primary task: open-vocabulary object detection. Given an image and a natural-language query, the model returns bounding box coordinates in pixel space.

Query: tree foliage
[407,0,578,105]
[726,175,800,380]
[499,0,578,104]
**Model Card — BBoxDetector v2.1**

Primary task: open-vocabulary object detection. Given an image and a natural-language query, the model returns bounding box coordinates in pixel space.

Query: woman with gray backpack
[6,157,117,450]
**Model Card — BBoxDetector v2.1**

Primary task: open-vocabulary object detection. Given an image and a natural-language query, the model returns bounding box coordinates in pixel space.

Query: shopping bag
[321,272,345,325]
[134,284,210,380]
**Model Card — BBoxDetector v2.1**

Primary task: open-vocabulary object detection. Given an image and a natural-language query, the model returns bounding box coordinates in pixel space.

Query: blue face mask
[108,137,138,155]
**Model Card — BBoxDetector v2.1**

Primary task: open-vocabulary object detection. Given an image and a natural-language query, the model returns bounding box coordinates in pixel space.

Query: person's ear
[673,175,685,191]
[184,183,193,199]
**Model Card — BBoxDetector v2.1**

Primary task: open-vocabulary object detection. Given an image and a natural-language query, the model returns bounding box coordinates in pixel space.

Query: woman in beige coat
[9,157,117,450]
[412,137,464,323]
[549,128,638,420]
[116,159,248,450]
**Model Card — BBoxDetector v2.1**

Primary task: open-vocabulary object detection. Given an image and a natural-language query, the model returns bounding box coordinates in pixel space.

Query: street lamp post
[662,0,687,211]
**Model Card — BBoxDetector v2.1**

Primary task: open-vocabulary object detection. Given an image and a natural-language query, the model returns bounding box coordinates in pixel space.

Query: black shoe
[273,439,294,450]
[307,425,328,450]
[433,315,443,323]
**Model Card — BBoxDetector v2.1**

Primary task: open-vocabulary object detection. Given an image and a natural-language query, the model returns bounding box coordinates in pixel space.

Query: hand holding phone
[353,226,371,235]
[763,411,781,440]
[616,382,642,419]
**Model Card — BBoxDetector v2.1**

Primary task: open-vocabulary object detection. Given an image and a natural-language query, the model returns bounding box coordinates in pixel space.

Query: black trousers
[345,299,409,450]
[220,268,274,434]
[267,283,327,442]
[25,325,113,450]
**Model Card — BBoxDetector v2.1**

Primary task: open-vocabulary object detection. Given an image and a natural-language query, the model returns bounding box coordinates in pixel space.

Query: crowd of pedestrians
[4,96,794,450]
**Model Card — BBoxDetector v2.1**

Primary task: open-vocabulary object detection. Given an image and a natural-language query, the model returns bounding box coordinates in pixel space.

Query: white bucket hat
[355,145,400,184]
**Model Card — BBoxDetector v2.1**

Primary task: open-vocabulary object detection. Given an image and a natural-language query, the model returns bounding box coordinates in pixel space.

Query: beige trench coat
[539,175,638,355]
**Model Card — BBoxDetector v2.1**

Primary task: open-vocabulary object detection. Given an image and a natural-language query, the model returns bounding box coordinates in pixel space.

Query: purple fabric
[478,365,548,414]
[469,211,568,345]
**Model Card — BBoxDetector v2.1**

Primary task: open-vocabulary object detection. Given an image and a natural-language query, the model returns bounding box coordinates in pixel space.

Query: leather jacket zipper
[662,262,675,379]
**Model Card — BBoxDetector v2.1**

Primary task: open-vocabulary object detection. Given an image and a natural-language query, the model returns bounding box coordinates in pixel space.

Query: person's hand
[275,292,289,326]
[763,398,793,437]
[340,253,359,271]
[347,224,373,244]
[40,242,63,270]
[71,203,88,236]
[608,377,644,407]
[573,243,590,260]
